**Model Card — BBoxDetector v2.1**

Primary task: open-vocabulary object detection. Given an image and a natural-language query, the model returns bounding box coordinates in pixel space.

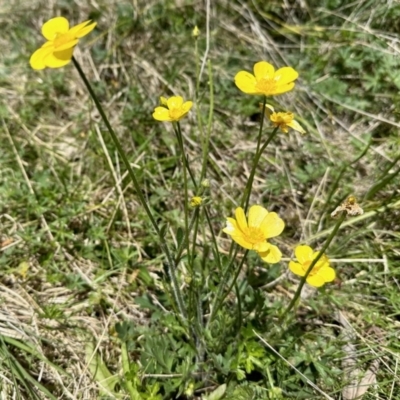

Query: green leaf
[85,342,120,398]
[203,384,227,400]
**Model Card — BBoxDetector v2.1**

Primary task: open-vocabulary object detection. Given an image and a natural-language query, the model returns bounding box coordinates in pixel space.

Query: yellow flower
[264,104,305,134]
[192,26,200,37]
[223,205,284,264]
[235,61,298,96]
[152,96,193,122]
[190,196,203,207]
[289,245,335,287]
[30,17,96,70]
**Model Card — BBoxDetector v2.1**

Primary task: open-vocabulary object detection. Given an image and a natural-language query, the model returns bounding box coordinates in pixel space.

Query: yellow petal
[279,125,290,134]
[53,38,79,52]
[294,245,313,264]
[306,275,325,287]
[289,261,306,277]
[230,234,254,250]
[42,17,69,40]
[152,107,172,121]
[222,218,239,236]
[234,71,257,94]
[259,212,284,238]
[29,46,54,70]
[264,104,274,116]
[43,48,74,68]
[270,82,295,95]
[287,119,306,134]
[234,207,248,232]
[274,67,298,85]
[259,244,282,264]
[319,266,336,282]
[160,96,168,106]
[167,96,184,109]
[253,241,270,253]
[313,253,330,269]
[253,61,275,80]
[69,20,97,38]
[248,205,268,228]
[181,101,193,113]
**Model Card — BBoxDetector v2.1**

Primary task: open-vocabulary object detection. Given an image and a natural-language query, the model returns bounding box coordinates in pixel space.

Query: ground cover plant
[1,0,400,399]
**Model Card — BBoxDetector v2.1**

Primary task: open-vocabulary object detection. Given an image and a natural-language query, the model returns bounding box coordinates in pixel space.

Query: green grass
[1,0,400,399]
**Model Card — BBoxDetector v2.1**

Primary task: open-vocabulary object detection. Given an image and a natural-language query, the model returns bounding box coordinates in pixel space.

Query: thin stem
[194,33,200,98]
[241,125,279,213]
[72,57,187,320]
[281,213,346,320]
[200,60,214,182]
[73,58,157,235]
[256,96,267,155]
[234,282,242,333]
[365,153,400,200]
[217,250,248,312]
[225,100,271,263]
[174,122,190,262]
[190,207,201,268]
[207,249,248,327]
[204,207,222,273]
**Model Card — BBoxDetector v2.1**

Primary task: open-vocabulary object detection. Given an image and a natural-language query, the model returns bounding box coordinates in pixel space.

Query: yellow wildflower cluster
[223,206,335,287]
[29,17,344,288]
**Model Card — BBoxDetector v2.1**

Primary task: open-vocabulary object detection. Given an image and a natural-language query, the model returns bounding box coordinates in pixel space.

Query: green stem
[194,34,200,99]
[256,96,266,155]
[200,60,214,182]
[234,282,242,333]
[281,213,346,320]
[174,208,199,265]
[365,153,400,200]
[190,207,200,267]
[226,100,271,263]
[72,57,187,321]
[204,207,222,273]
[217,250,248,312]
[174,122,191,261]
[207,249,248,327]
[241,125,279,213]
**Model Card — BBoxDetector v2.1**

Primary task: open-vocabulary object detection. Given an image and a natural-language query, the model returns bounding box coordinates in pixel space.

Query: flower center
[53,32,74,48]
[255,78,277,94]
[243,227,266,245]
[169,107,184,120]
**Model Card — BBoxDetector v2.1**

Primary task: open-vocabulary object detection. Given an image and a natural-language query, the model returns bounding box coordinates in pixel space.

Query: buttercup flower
[235,61,298,96]
[30,17,97,70]
[152,96,193,122]
[223,205,284,264]
[192,25,200,37]
[289,245,335,287]
[263,104,305,134]
[190,196,203,208]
